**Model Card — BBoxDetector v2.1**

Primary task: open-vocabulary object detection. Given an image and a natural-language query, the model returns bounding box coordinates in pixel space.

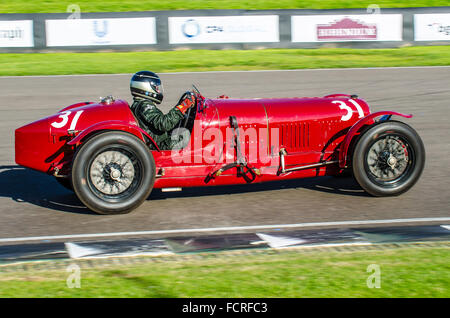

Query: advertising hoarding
[46,17,157,46]
[0,20,34,47]
[169,16,279,44]
[414,14,450,41]
[291,14,403,42]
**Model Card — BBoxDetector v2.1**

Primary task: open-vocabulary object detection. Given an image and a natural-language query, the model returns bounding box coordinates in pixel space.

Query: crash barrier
[0,7,449,52]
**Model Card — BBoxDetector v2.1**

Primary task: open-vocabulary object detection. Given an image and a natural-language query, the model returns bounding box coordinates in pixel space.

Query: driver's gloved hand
[176,93,194,114]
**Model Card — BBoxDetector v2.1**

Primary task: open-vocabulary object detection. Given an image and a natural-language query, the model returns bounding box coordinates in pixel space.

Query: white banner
[46,18,156,46]
[0,20,34,47]
[414,14,450,41]
[291,14,403,42]
[169,16,279,44]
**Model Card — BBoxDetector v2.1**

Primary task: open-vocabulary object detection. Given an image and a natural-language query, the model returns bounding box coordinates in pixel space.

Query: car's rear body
[15,99,137,176]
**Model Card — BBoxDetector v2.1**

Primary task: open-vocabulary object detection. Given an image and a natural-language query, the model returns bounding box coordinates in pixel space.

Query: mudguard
[339,111,413,168]
[67,120,160,151]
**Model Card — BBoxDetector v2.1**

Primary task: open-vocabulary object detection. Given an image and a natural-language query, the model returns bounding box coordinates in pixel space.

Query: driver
[129,71,194,150]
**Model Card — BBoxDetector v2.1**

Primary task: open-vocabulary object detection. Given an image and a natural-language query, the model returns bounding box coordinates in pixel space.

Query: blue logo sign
[182,19,201,38]
[93,20,108,38]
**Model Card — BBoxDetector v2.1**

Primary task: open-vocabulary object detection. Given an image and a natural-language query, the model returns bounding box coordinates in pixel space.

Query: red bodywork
[15,93,412,188]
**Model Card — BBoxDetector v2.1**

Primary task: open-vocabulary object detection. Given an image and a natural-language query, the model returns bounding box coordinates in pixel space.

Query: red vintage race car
[15,86,425,215]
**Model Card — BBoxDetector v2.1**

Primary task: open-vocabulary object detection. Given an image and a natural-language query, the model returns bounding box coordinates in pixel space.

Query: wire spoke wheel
[72,131,155,215]
[88,149,140,198]
[366,135,412,184]
[352,121,425,197]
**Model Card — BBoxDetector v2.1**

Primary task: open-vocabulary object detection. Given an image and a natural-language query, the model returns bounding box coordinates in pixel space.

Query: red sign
[317,18,377,41]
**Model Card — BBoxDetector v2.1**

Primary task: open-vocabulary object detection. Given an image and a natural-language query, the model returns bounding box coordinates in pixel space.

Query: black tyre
[56,177,73,191]
[352,121,425,197]
[71,131,155,214]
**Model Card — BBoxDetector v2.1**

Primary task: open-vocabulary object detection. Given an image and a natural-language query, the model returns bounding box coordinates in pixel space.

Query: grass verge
[0,245,449,297]
[1,46,450,76]
[1,1,449,14]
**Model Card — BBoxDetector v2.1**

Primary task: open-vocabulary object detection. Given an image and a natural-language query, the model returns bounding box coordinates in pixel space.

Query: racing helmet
[130,71,163,104]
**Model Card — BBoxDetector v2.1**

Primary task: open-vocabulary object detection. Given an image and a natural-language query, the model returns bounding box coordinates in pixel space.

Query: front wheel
[71,131,156,214]
[352,121,425,197]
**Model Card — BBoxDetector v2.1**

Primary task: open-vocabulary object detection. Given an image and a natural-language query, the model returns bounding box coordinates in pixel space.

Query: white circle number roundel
[51,110,84,130]
[332,100,364,121]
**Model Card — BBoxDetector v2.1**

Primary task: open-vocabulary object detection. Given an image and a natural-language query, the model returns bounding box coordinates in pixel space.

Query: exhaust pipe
[279,148,338,174]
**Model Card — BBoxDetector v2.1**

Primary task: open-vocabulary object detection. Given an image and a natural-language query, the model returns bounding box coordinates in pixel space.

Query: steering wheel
[177,91,197,129]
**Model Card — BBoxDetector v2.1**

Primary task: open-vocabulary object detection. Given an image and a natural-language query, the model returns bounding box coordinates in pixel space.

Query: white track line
[0,66,449,78]
[0,217,449,244]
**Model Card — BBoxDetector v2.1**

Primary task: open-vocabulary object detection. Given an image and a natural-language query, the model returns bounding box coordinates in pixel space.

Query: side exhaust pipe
[278,148,338,175]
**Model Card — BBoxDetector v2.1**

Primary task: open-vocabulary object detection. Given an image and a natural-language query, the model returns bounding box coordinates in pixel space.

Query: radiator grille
[279,122,309,151]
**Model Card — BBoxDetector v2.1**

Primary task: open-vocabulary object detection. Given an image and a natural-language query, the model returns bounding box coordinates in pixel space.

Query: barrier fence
[0,7,449,52]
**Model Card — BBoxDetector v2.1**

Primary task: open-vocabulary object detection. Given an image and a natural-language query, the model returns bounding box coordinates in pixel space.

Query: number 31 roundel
[51,110,84,130]
[332,100,364,121]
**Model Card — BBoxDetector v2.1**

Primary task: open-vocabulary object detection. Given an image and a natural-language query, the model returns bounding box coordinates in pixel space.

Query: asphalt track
[0,67,449,243]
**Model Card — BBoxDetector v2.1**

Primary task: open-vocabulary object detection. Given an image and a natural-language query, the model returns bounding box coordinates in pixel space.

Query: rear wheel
[352,121,425,196]
[72,131,155,214]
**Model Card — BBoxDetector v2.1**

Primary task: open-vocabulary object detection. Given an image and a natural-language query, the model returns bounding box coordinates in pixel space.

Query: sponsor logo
[93,20,108,38]
[181,18,270,39]
[205,25,224,34]
[0,27,24,40]
[182,19,201,38]
[427,23,450,36]
[317,17,377,41]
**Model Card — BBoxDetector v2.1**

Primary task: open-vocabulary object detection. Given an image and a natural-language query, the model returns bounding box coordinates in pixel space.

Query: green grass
[1,46,449,76]
[0,1,448,13]
[0,245,449,297]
